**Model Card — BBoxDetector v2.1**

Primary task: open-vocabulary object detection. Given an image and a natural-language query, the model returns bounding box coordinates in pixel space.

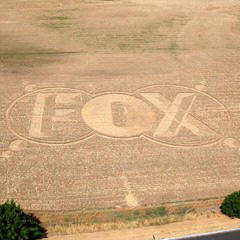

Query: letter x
[140,93,217,137]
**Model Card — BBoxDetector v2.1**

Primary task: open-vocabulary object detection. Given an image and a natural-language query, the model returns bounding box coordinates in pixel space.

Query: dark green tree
[220,191,240,218]
[0,200,47,240]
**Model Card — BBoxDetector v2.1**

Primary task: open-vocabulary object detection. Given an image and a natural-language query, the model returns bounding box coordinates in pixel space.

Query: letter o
[81,94,156,138]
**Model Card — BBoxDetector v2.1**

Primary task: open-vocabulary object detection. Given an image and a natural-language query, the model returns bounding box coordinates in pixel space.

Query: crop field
[0,0,240,214]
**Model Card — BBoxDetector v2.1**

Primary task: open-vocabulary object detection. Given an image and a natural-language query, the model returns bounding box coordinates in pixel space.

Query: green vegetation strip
[41,206,195,227]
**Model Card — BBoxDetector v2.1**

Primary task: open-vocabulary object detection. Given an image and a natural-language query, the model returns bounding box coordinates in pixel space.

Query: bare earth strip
[1,0,240,238]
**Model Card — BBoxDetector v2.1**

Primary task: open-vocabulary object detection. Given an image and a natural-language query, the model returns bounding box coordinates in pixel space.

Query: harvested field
[0,0,240,221]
